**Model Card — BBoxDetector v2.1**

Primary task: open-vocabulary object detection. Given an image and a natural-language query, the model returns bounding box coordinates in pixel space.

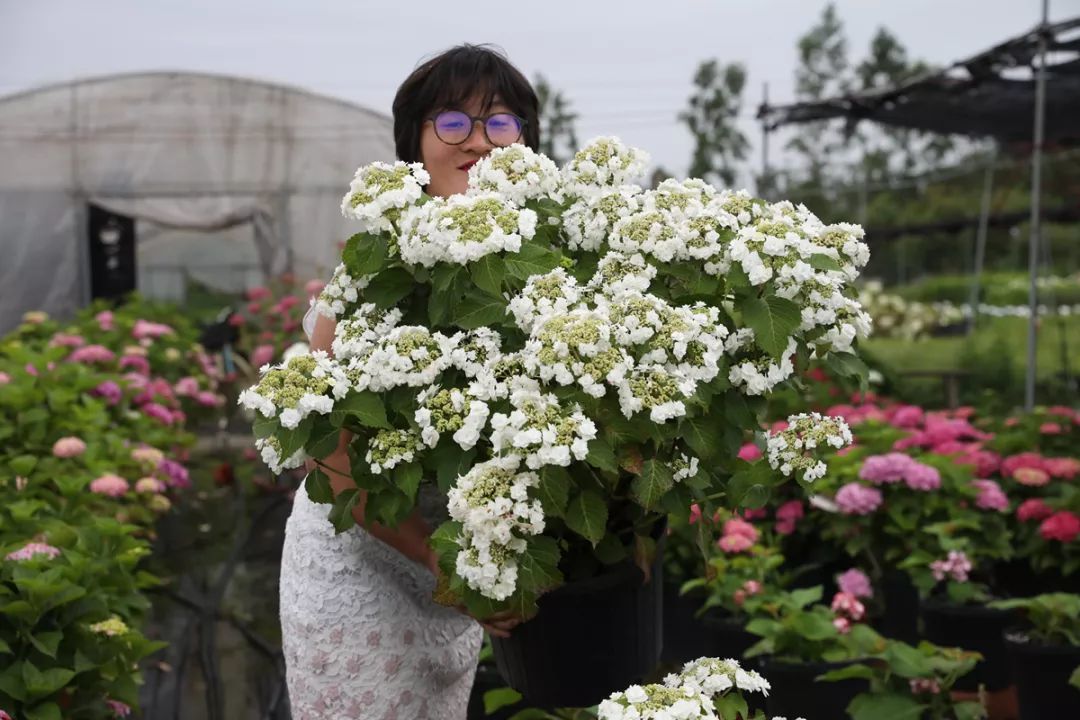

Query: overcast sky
[2,0,1075,184]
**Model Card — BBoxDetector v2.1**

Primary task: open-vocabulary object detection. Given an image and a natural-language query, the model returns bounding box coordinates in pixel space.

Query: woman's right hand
[425,550,523,638]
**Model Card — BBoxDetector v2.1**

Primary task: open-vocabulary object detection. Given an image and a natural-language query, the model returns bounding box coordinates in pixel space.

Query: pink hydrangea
[106,699,132,718]
[832,616,851,634]
[246,286,272,302]
[688,503,703,525]
[904,462,941,491]
[890,405,925,429]
[737,443,762,462]
[158,458,190,489]
[52,436,87,458]
[831,591,866,621]
[91,380,123,405]
[955,449,1000,478]
[742,508,767,521]
[930,550,972,582]
[0,372,9,384]
[836,568,874,599]
[723,517,759,542]
[859,453,911,484]
[1040,422,1064,435]
[1044,457,1080,479]
[132,319,174,340]
[774,500,804,535]
[90,474,129,497]
[174,377,200,397]
[5,542,62,562]
[1013,467,1051,487]
[250,344,276,368]
[1001,452,1047,477]
[717,534,754,553]
[141,402,176,425]
[69,344,116,364]
[1017,498,1053,523]
[971,479,1009,512]
[196,391,223,407]
[228,313,245,327]
[95,310,115,330]
[119,355,151,375]
[49,333,86,348]
[835,483,882,515]
[1040,511,1080,543]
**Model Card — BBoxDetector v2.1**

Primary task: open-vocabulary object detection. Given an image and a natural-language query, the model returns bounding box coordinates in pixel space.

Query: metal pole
[760,82,771,199]
[967,145,997,332]
[1024,0,1050,411]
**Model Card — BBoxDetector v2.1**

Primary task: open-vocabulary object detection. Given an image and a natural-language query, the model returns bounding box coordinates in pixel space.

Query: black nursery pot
[661,582,711,664]
[920,598,1016,691]
[872,571,920,644]
[700,610,759,661]
[1004,630,1080,719]
[759,657,869,720]
[490,534,665,708]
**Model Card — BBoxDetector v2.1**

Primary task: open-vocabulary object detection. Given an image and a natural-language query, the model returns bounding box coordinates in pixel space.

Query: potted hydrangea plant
[241,138,867,706]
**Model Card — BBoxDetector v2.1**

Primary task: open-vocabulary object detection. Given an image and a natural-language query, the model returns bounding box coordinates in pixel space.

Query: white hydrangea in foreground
[414,385,490,450]
[237,352,348,428]
[315,263,372,320]
[365,428,423,474]
[766,412,853,483]
[397,192,537,267]
[256,436,306,475]
[489,387,597,469]
[564,136,650,197]
[340,161,429,233]
[467,144,563,205]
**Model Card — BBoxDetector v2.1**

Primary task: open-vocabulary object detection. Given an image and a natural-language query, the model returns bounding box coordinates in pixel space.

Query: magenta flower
[835,483,882,515]
[723,517,759,542]
[836,568,874,599]
[1017,498,1053,523]
[91,380,123,405]
[1040,422,1063,435]
[158,458,191,489]
[737,443,762,462]
[831,591,866,621]
[250,344,276,368]
[1001,452,1047,477]
[717,533,754,553]
[1044,457,1080,479]
[174,376,200,397]
[52,436,87,458]
[955,449,1000,478]
[774,499,804,535]
[5,542,62,562]
[132,319,174,340]
[0,371,9,384]
[119,355,151,375]
[859,453,911,484]
[245,286,272,302]
[90,474,129,497]
[196,390,223,407]
[1040,511,1080,543]
[971,479,1008,512]
[890,405,925,429]
[688,503,702,525]
[904,462,941,491]
[69,344,116,364]
[141,402,175,425]
[96,310,115,330]
[930,550,972,582]
[106,699,132,717]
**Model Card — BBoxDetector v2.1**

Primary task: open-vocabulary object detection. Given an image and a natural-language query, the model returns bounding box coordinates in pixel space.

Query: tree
[534,74,579,166]
[678,60,749,188]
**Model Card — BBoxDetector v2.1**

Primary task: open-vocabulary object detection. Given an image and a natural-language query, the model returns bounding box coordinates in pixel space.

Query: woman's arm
[306,313,436,570]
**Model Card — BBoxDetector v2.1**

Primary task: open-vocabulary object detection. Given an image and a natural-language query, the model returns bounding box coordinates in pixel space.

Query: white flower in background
[564,136,650,197]
[365,428,423,474]
[398,192,537,267]
[766,412,853,483]
[447,456,546,600]
[331,303,403,360]
[490,387,597,469]
[467,144,563,204]
[671,657,771,698]
[562,185,643,251]
[508,268,585,333]
[414,385,490,450]
[340,161,429,233]
[315,263,372,320]
[598,683,716,720]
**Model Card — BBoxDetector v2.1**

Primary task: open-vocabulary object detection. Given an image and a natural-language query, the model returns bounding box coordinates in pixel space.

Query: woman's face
[420,94,513,198]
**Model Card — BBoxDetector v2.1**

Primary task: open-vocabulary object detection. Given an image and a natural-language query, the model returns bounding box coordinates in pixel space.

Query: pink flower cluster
[717,517,759,553]
[775,500,804,535]
[50,333,86,348]
[1017,498,1053,523]
[92,380,123,405]
[68,344,116,364]
[824,402,886,426]
[835,483,882,515]
[830,591,866,634]
[132,319,175,340]
[1002,452,1080,481]
[894,414,991,452]
[859,453,941,491]
[96,310,115,330]
[971,479,1009,512]
[836,568,873,599]
[930,550,972,582]
[5,542,62,562]
[909,678,942,695]
[52,436,87,458]
[106,699,132,717]
[1041,511,1080,543]
[733,579,762,606]
[90,474,129,497]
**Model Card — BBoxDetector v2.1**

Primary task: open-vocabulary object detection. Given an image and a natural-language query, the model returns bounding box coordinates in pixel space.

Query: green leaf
[430,521,465,575]
[343,232,389,275]
[28,631,62,659]
[0,637,10,655]
[723,390,759,429]
[470,255,506,297]
[1071,664,1080,690]
[740,294,801,358]
[328,488,360,533]
[331,391,391,429]
[847,693,924,720]
[307,415,341,457]
[565,489,608,545]
[536,467,571,518]
[365,267,415,308]
[10,454,38,476]
[727,461,774,509]
[454,291,507,329]
[252,414,279,439]
[713,693,748,720]
[393,463,422,502]
[631,460,674,510]
[483,687,523,715]
[305,468,334,504]
[818,663,875,682]
[505,243,562,281]
[22,662,75,698]
[791,610,838,641]
[515,536,562,595]
[594,533,628,564]
[585,435,618,474]
[681,416,718,460]
[884,642,931,678]
[277,419,313,461]
[826,351,870,387]
[23,702,61,720]
[809,253,843,273]
[0,664,26,701]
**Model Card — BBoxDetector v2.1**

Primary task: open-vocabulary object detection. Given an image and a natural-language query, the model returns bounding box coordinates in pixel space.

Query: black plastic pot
[759,657,869,720]
[873,571,920,644]
[700,610,758,661]
[920,598,1017,691]
[490,536,665,708]
[1004,630,1080,719]
[661,582,711,664]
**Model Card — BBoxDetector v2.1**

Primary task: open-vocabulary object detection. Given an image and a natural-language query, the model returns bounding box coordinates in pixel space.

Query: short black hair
[392,44,540,163]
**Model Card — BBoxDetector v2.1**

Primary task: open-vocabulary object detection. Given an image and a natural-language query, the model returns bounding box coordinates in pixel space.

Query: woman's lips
[458,160,477,171]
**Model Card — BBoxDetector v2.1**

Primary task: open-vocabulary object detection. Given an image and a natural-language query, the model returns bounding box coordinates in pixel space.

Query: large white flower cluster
[238,352,349,428]
[314,263,372,321]
[255,436,307,475]
[563,136,650,197]
[766,412,854,483]
[351,326,459,392]
[398,193,537,267]
[340,161,429,233]
[330,303,403,360]
[446,456,545,600]
[365,428,423,475]
[414,385,490,450]
[489,385,598,470]
[467,144,563,205]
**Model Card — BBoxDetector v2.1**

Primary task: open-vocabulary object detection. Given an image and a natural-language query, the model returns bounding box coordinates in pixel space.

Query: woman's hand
[425,549,524,638]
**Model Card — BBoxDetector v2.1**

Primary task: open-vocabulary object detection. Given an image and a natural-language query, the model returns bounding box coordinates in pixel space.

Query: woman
[279,45,539,719]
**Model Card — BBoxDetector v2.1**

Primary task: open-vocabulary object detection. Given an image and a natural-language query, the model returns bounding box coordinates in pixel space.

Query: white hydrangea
[365,428,423,475]
[669,658,771,698]
[237,352,348,430]
[314,263,372,320]
[614,365,695,424]
[256,436,307,475]
[508,268,585,334]
[672,451,700,483]
[414,385,490,450]
[351,326,458,392]
[489,387,597,469]
[340,161,429,234]
[727,337,797,396]
[397,192,537,267]
[564,136,650,197]
[330,303,402,360]
[597,682,716,720]
[521,308,633,398]
[561,185,643,252]
[766,412,853,483]
[589,252,657,297]
[449,327,503,378]
[466,144,563,205]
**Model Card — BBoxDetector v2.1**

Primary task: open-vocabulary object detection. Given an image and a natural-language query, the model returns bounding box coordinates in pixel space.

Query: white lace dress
[278,309,483,719]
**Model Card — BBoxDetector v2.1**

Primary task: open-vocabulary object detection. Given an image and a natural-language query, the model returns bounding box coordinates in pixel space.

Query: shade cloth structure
[0,71,396,332]
[756,16,1080,146]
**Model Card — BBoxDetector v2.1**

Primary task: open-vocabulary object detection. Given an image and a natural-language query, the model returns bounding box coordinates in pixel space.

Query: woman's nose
[462,120,494,153]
